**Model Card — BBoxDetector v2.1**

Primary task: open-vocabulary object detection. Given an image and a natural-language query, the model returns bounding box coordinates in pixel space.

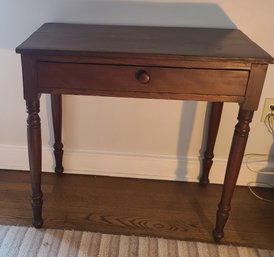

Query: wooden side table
[16,23,273,242]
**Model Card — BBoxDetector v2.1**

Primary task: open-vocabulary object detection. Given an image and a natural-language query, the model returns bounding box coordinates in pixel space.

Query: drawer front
[37,62,248,96]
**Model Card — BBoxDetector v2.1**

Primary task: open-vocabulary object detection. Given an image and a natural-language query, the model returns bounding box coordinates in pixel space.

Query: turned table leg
[51,94,64,175]
[200,102,223,185]
[213,108,254,242]
[26,99,43,228]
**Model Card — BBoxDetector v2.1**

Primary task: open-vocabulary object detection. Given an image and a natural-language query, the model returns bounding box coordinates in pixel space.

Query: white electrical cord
[244,153,274,202]
[247,182,274,203]
[245,110,274,202]
[245,154,274,175]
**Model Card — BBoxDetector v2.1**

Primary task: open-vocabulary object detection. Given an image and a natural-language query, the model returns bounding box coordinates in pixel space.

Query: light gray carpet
[0,225,273,257]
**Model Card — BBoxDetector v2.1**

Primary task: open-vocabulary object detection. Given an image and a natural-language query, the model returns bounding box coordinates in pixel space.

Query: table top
[16,23,273,64]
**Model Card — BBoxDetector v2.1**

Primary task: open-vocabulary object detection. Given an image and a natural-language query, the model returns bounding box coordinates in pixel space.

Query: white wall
[0,0,273,185]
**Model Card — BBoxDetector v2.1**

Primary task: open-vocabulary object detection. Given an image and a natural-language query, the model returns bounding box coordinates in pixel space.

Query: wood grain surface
[0,170,273,249]
[16,23,273,63]
[37,62,248,95]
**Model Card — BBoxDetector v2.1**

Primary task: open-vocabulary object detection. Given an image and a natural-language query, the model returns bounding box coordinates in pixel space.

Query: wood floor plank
[0,170,273,249]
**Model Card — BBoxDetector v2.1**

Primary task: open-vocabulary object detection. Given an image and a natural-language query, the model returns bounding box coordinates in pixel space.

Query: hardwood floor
[0,169,273,249]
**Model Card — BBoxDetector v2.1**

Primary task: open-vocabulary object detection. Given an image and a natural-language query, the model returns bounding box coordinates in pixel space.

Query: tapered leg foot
[32,203,43,228]
[53,142,64,175]
[200,176,210,186]
[212,203,230,242]
[200,102,223,185]
[31,192,43,228]
[212,229,224,243]
[213,109,254,242]
[33,220,43,228]
[51,94,64,175]
[54,167,64,175]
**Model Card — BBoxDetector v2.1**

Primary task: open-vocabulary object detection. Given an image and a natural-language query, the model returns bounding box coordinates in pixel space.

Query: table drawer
[37,62,249,96]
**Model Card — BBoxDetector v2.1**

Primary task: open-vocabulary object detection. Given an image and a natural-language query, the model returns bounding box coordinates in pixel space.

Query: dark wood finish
[21,55,39,100]
[16,23,273,242]
[37,62,248,96]
[36,54,253,69]
[51,94,64,175]
[39,87,244,103]
[241,64,268,110]
[136,70,150,84]
[26,100,43,228]
[0,170,273,249]
[16,23,273,64]
[213,109,254,242]
[200,102,224,185]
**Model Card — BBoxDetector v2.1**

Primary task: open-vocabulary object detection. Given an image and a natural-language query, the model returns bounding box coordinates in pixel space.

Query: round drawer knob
[136,70,150,84]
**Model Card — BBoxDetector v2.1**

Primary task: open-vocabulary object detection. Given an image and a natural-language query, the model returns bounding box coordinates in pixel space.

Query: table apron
[36,62,249,101]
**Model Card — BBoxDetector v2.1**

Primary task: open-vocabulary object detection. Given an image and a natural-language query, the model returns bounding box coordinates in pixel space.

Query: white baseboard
[0,144,272,186]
